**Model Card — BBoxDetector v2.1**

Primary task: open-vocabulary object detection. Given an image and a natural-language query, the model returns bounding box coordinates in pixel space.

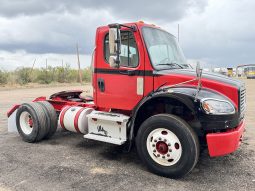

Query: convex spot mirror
[109,56,118,68]
[196,62,202,78]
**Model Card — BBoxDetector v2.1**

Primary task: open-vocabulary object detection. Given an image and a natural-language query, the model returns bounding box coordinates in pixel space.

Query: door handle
[127,70,136,76]
[119,70,136,76]
[97,78,105,92]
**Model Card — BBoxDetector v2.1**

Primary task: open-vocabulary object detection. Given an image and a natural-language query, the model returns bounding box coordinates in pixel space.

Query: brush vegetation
[0,65,91,85]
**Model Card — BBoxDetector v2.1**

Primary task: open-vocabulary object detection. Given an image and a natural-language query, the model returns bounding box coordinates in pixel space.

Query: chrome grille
[239,86,246,114]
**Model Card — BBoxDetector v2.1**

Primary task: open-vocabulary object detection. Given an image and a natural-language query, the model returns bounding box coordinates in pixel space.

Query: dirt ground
[0,80,254,191]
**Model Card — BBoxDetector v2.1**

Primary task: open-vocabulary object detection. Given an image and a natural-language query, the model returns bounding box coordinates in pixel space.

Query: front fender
[128,86,239,142]
[128,87,200,143]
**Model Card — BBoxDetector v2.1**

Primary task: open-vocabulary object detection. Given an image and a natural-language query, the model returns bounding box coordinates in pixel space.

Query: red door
[94,26,146,111]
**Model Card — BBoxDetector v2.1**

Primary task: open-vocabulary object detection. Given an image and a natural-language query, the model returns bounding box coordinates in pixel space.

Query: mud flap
[7,106,19,133]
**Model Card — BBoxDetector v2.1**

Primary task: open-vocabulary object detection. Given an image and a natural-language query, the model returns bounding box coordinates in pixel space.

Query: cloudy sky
[0,0,254,70]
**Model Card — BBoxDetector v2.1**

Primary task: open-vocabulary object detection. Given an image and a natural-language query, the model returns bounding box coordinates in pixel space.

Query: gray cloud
[0,0,207,21]
[175,0,255,67]
[0,0,254,69]
[0,9,109,54]
[0,0,208,55]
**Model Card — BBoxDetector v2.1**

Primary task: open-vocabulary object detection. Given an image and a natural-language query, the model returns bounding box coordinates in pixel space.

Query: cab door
[95,27,145,111]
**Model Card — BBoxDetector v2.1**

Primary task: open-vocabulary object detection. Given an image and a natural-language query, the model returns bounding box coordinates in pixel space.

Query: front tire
[136,114,199,178]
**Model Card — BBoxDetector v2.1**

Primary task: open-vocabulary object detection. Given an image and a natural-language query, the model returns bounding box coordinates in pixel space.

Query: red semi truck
[7,22,246,178]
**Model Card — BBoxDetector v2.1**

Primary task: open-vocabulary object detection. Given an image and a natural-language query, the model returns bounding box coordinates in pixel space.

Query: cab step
[84,133,126,145]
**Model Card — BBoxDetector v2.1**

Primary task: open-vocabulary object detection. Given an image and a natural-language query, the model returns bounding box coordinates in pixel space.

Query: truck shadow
[96,142,254,180]
[44,131,254,181]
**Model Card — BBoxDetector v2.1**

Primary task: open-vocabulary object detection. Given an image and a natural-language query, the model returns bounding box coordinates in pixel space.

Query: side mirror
[196,62,202,78]
[108,26,121,68]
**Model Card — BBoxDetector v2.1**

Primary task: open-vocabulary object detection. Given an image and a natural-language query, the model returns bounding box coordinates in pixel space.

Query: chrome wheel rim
[146,128,182,166]
[19,111,33,135]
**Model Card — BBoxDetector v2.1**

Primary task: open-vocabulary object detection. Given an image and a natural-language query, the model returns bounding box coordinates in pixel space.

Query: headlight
[201,98,235,115]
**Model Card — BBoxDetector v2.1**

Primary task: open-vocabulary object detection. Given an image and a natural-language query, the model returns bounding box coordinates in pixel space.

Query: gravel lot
[0,81,255,191]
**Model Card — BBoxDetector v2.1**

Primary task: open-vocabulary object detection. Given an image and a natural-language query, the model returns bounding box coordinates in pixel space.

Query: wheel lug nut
[152,144,155,147]
[154,140,157,143]
[167,154,170,157]
[153,150,156,152]
[159,138,162,141]
[162,156,165,159]
[157,154,160,157]
[169,149,172,152]
[168,143,171,146]
[164,139,167,142]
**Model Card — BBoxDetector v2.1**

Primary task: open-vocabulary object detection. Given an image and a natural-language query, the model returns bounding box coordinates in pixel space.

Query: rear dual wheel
[136,114,199,178]
[16,101,58,143]
[37,101,58,139]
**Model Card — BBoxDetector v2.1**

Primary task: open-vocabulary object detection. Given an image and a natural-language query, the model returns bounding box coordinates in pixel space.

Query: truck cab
[8,22,246,179]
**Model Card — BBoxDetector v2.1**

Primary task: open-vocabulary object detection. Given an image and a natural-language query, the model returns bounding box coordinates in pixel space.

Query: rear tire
[136,114,199,178]
[16,103,48,143]
[37,101,58,139]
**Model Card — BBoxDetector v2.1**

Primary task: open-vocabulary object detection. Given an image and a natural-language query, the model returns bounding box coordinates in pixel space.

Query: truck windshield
[142,27,189,70]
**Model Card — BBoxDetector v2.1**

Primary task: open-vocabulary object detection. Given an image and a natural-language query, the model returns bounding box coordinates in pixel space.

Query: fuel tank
[59,106,94,134]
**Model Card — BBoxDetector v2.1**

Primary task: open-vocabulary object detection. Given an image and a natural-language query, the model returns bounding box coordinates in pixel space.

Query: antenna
[194,61,203,101]
[178,24,180,42]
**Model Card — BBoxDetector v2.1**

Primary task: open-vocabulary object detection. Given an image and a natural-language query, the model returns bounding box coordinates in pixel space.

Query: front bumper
[206,121,245,157]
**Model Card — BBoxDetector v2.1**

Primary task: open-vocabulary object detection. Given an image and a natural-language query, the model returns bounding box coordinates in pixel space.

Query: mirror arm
[115,26,121,68]
[108,23,137,32]
[119,24,137,32]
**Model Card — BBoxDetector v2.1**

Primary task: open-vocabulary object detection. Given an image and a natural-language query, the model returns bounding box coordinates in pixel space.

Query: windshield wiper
[156,62,184,69]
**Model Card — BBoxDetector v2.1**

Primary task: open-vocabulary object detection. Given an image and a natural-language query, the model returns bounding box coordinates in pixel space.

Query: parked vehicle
[244,66,255,79]
[7,22,246,178]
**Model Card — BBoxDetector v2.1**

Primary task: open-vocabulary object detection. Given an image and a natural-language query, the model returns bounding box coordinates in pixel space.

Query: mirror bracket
[108,23,137,32]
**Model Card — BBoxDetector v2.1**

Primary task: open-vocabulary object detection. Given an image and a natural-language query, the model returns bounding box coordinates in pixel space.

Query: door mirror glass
[109,28,117,55]
[108,27,121,68]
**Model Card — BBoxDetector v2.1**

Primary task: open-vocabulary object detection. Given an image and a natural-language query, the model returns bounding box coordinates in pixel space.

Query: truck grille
[239,86,246,114]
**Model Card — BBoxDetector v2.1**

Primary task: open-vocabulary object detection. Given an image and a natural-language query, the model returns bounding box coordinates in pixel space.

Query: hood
[154,69,244,89]
[153,69,245,108]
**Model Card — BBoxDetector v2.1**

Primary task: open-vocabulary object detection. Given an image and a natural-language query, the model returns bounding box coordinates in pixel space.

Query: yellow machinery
[227,68,233,77]
[244,66,255,79]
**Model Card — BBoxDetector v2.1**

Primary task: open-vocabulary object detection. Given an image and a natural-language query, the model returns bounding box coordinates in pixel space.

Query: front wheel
[136,114,199,178]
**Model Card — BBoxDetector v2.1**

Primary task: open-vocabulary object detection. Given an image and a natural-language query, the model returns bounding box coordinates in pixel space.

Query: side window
[104,31,139,67]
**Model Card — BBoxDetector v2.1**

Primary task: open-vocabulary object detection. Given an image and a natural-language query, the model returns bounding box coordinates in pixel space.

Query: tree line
[0,65,92,85]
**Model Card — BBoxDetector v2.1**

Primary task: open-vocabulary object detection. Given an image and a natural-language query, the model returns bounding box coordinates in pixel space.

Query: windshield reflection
[142,27,189,70]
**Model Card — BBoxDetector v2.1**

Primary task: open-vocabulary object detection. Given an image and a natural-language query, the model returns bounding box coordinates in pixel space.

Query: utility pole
[76,43,83,84]
[45,59,48,82]
[30,58,36,73]
[32,59,36,70]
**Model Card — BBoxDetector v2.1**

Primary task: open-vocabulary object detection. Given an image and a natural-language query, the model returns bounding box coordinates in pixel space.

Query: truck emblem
[97,125,108,136]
